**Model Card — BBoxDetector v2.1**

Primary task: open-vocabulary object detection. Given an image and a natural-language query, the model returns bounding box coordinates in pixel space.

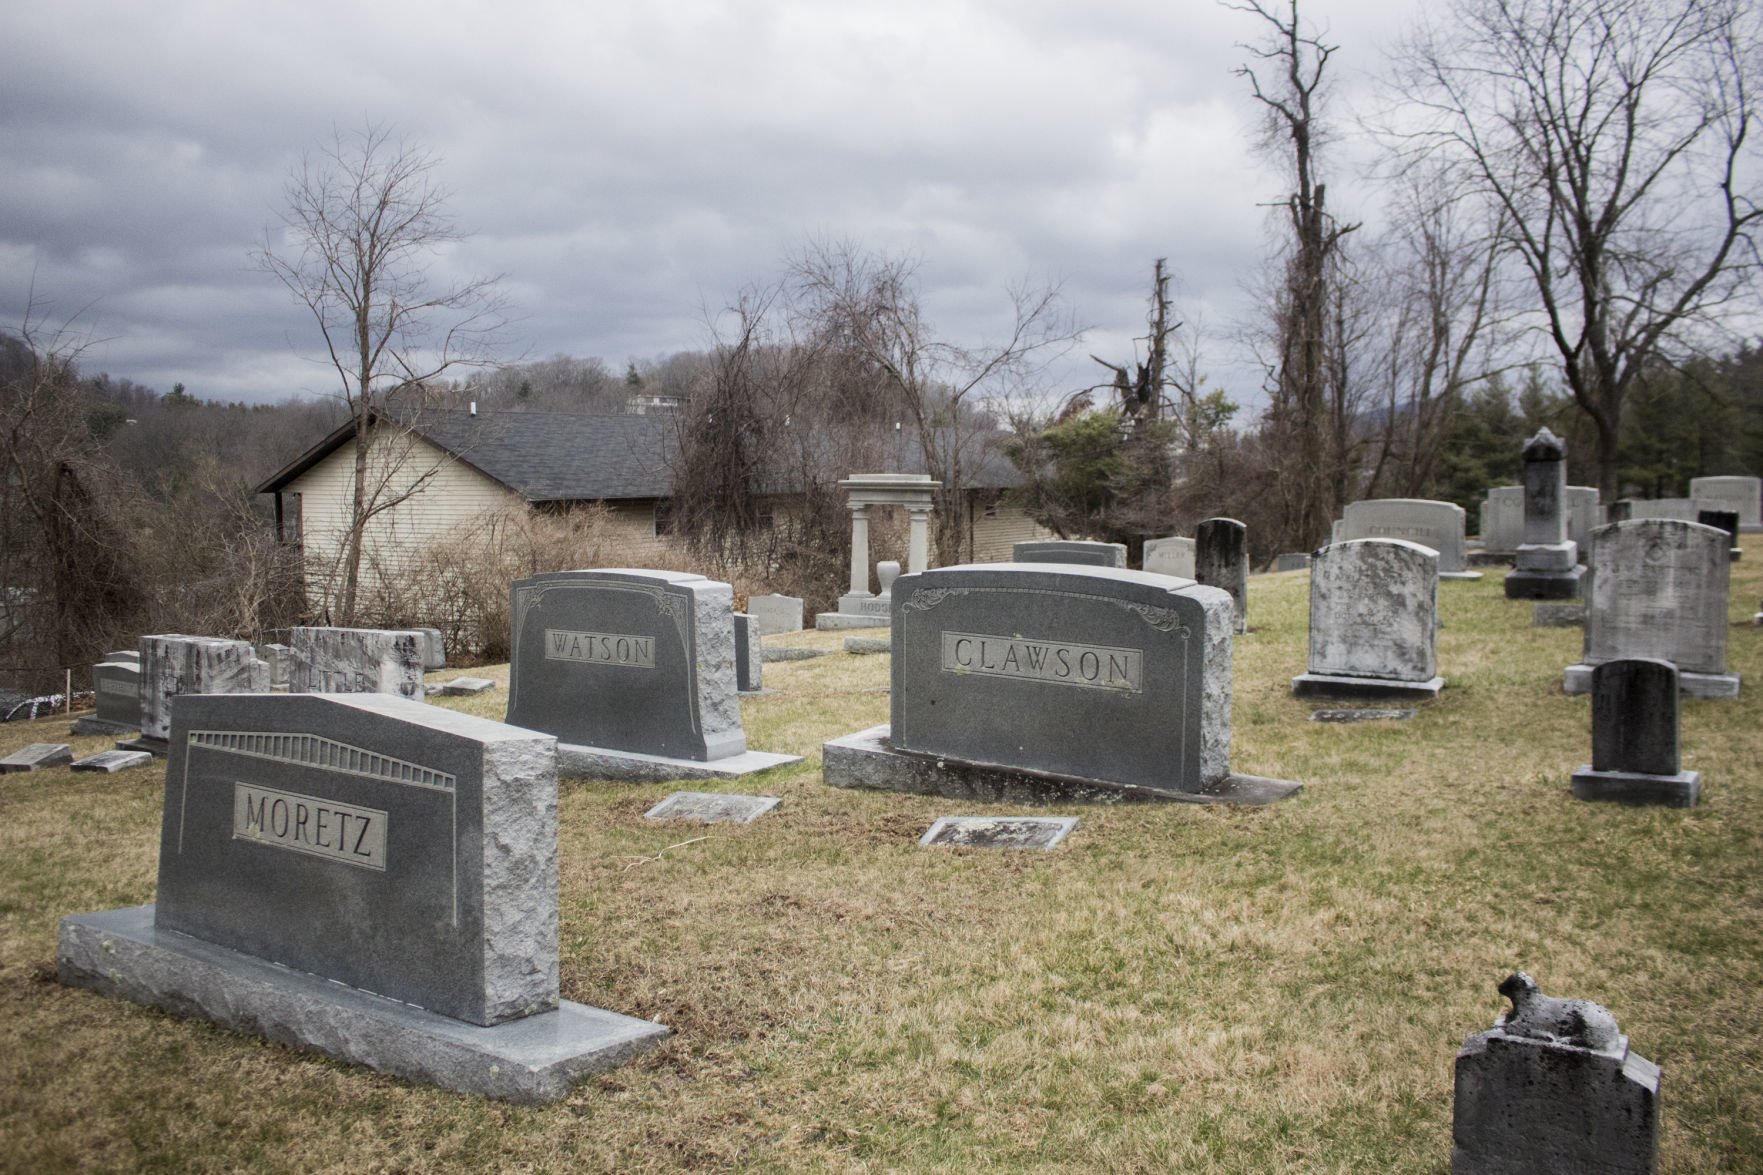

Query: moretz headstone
[1571,659,1699,807]
[70,749,155,773]
[1011,540,1128,568]
[1563,520,1737,699]
[822,563,1300,805]
[505,569,799,780]
[0,742,74,773]
[643,791,780,824]
[289,627,427,701]
[1690,474,1762,531]
[1194,518,1250,633]
[1143,536,1197,579]
[919,816,1078,851]
[1504,429,1585,599]
[56,692,668,1103]
[748,594,804,636]
[1453,972,1658,1174]
[73,657,141,735]
[1340,498,1479,578]
[1292,540,1443,700]
[1480,486,1524,552]
[733,613,763,692]
[1697,509,1741,561]
[134,635,270,749]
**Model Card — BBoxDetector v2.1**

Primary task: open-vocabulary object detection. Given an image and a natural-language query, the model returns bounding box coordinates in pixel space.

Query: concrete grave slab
[0,742,73,773]
[920,815,1077,850]
[433,677,498,696]
[643,791,780,823]
[70,749,156,773]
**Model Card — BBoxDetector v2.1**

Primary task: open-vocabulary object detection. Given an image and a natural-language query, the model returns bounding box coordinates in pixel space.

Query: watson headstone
[1340,498,1478,577]
[1143,536,1196,578]
[748,594,804,636]
[1293,539,1443,700]
[135,635,270,748]
[1194,517,1249,633]
[1571,659,1699,807]
[1690,474,1762,531]
[1504,429,1585,599]
[1011,540,1127,568]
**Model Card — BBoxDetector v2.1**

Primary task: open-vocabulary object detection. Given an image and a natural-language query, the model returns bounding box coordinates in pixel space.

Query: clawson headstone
[733,613,763,693]
[748,594,804,636]
[1292,540,1443,700]
[0,743,73,773]
[1697,509,1741,561]
[1690,474,1762,531]
[1570,658,1699,807]
[1453,972,1658,1174]
[643,791,780,823]
[1194,517,1250,633]
[1143,536,1196,578]
[289,627,426,701]
[72,657,141,735]
[58,692,668,1103]
[132,635,270,752]
[920,816,1077,851]
[506,569,800,780]
[70,749,155,773]
[1564,519,1737,699]
[1480,486,1524,553]
[823,563,1300,805]
[1011,540,1128,567]
[1565,485,1603,557]
[1504,429,1585,599]
[1340,498,1479,578]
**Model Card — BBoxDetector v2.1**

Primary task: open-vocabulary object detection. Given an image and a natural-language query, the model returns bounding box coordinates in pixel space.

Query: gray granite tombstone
[1340,498,1479,578]
[1697,509,1741,561]
[748,594,804,636]
[1571,658,1699,807]
[1194,518,1249,633]
[505,569,799,780]
[1142,536,1196,578]
[822,563,1299,805]
[1504,429,1585,599]
[1480,486,1524,553]
[255,642,294,690]
[1565,485,1603,557]
[289,627,427,701]
[1275,552,1310,572]
[1690,474,1762,531]
[132,635,270,751]
[643,791,780,823]
[73,658,141,735]
[1293,539,1443,700]
[1564,519,1736,698]
[0,742,73,773]
[733,613,763,693]
[70,749,155,773]
[57,692,668,1103]
[1453,973,1658,1174]
[920,816,1077,851]
[416,626,446,670]
[1011,540,1128,568]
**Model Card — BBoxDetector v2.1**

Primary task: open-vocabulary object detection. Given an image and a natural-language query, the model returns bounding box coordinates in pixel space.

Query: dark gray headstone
[1697,509,1741,560]
[92,659,141,728]
[920,815,1077,850]
[507,569,744,761]
[1571,658,1699,807]
[733,613,762,692]
[138,635,270,743]
[643,791,780,823]
[289,627,426,700]
[1194,517,1249,633]
[70,749,155,773]
[1504,429,1585,599]
[1011,540,1128,568]
[0,742,73,773]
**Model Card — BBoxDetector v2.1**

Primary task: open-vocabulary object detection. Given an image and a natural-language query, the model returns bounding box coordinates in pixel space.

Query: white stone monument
[816,474,941,630]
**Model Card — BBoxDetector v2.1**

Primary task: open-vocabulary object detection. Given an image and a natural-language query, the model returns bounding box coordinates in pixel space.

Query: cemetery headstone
[1504,429,1585,599]
[1563,519,1737,699]
[416,627,446,670]
[1011,540,1128,568]
[1479,485,1524,553]
[0,742,73,773]
[733,613,763,693]
[289,627,426,701]
[1194,517,1250,633]
[823,562,1300,805]
[70,749,155,773]
[506,569,799,780]
[255,643,294,690]
[1607,499,1634,524]
[748,594,804,636]
[1697,508,1741,561]
[1453,972,1658,1174]
[1690,474,1762,531]
[920,816,1078,851]
[1565,485,1604,557]
[1340,498,1479,578]
[1275,552,1311,572]
[1143,536,1196,578]
[1626,498,1697,522]
[1570,658,1699,807]
[643,791,780,824]
[58,692,668,1102]
[131,635,269,752]
[1292,539,1443,700]
[72,657,141,735]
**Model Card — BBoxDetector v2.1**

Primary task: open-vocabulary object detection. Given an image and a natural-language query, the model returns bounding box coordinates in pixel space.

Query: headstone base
[813,611,890,630]
[1563,663,1739,700]
[114,736,171,758]
[823,724,1301,807]
[1439,571,1485,581]
[1570,765,1700,808]
[1291,672,1444,701]
[1503,565,1585,599]
[70,714,137,737]
[556,742,801,783]
[58,906,668,1105]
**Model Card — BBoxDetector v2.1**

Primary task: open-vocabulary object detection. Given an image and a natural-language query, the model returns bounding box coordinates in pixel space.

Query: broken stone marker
[0,743,74,773]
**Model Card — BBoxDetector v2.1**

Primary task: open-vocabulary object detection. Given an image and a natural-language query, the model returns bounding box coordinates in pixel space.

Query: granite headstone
[733,612,763,692]
[1292,539,1443,700]
[1194,517,1249,633]
[1011,540,1128,568]
[0,742,73,773]
[747,594,804,636]
[1504,429,1585,599]
[1340,498,1478,577]
[1690,474,1762,531]
[135,635,270,748]
[1142,536,1196,578]
[289,627,427,701]
[1571,658,1699,807]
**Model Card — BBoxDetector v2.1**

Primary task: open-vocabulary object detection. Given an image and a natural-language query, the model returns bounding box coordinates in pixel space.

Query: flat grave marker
[0,743,73,773]
[920,816,1078,851]
[643,792,781,824]
[70,749,156,773]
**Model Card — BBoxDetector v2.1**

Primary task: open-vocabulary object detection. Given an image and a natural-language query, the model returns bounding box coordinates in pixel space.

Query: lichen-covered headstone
[1194,517,1249,633]
[136,635,270,747]
[1293,539,1442,700]
[288,627,426,701]
[1504,429,1585,599]
[1143,536,1196,578]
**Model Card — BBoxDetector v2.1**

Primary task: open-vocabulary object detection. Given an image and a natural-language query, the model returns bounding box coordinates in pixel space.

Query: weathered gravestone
[1565,486,1604,558]
[920,816,1077,851]
[1504,429,1585,599]
[57,692,668,1103]
[732,613,763,693]
[1292,539,1443,700]
[1479,485,1524,553]
[72,657,141,736]
[1143,536,1196,578]
[128,635,269,754]
[1571,658,1699,807]
[748,593,804,636]
[1195,517,1250,633]
[1563,519,1737,699]
[1453,972,1658,1174]
[643,791,780,823]
[1626,498,1697,522]
[1011,540,1128,568]
[416,626,446,670]
[289,627,426,701]
[70,749,155,773]
[1690,474,1762,531]
[1275,552,1311,572]
[1340,498,1479,578]
[0,742,73,773]
[1697,509,1741,561]
[823,563,1300,805]
[506,569,800,780]
[255,642,293,691]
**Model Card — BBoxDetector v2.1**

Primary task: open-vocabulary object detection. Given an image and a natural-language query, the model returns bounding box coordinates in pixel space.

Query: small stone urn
[875,560,902,599]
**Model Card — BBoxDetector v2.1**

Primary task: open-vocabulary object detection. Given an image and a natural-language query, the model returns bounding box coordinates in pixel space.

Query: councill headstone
[920,816,1078,851]
[1480,486,1524,553]
[1565,486,1603,556]
[57,692,667,1103]
[506,569,800,780]
[1293,539,1443,700]
[0,742,73,773]
[129,636,270,754]
[643,791,780,823]
[823,563,1300,805]
[748,593,804,636]
[1564,520,1737,699]
[1570,659,1699,807]
[1453,972,1658,1174]
[733,613,763,693]
[1195,518,1250,633]
[1341,498,1479,578]
[72,657,142,736]
[1143,536,1196,578]
[1690,474,1762,531]
[289,627,426,701]
[1697,509,1741,561]
[1011,540,1127,568]
[1504,429,1585,599]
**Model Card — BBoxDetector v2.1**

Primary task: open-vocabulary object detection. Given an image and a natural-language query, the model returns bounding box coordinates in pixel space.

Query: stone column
[906,505,934,573]
[848,506,871,597]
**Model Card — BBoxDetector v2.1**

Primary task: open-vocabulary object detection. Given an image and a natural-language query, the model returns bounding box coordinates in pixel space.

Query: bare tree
[1388,0,1762,496]
[255,123,505,623]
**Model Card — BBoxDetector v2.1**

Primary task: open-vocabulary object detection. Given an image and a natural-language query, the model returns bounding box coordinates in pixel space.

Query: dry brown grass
[2,549,1761,1173]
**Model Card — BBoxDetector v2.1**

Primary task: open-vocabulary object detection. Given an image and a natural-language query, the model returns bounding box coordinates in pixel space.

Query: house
[256,407,1049,617]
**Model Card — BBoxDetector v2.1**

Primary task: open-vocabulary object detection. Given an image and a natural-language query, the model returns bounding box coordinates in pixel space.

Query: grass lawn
[1,554,1760,1173]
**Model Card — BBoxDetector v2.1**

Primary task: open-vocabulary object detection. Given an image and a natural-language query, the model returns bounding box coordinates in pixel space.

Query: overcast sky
[1,0,1427,411]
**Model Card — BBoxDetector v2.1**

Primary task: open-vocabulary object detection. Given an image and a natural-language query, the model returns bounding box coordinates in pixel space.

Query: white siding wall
[969,503,1053,562]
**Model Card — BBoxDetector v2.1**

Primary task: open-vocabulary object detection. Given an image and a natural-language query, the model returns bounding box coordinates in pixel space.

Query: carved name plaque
[233,783,387,870]
[941,631,1142,692]
[545,629,655,668]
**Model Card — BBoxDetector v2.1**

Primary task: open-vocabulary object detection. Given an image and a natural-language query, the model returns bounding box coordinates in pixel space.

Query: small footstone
[763,646,832,662]
[920,816,1077,851]
[433,676,497,696]
[643,791,780,824]
[844,636,890,655]
[1309,708,1417,723]
[0,743,73,773]
[70,749,155,773]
